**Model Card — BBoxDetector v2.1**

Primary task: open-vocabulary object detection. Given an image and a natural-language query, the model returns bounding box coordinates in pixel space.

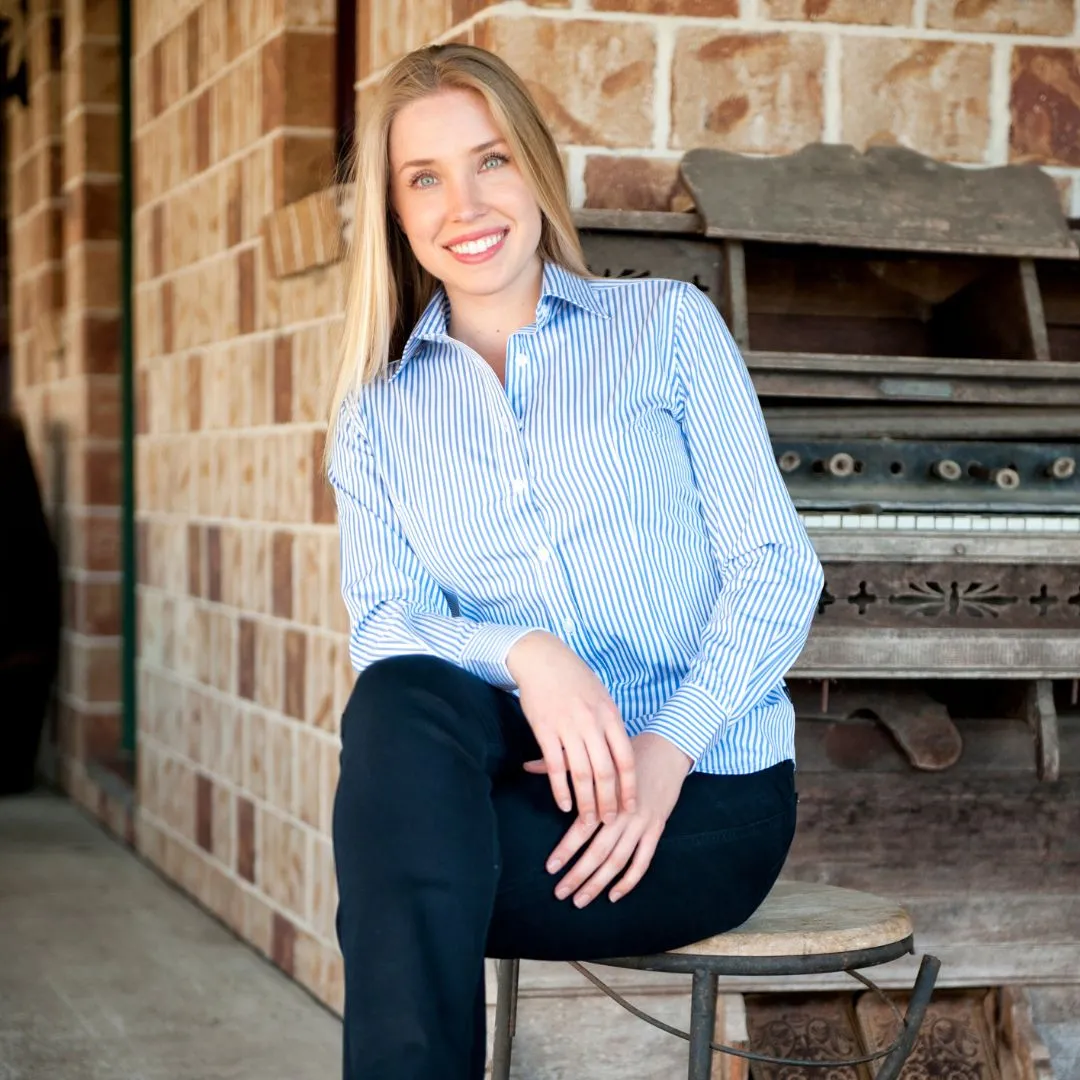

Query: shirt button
[562,618,576,637]
[515,354,528,369]
[536,546,551,562]
[511,478,527,495]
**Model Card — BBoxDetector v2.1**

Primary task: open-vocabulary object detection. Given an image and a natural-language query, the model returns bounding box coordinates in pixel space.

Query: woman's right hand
[506,631,637,826]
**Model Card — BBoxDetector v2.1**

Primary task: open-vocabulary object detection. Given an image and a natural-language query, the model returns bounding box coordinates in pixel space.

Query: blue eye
[410,173,436,189]
[482,152,509,170]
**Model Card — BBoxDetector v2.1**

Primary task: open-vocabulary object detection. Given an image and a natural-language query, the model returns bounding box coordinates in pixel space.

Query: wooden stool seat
[491,880,939,1080]
[669,880,913,959]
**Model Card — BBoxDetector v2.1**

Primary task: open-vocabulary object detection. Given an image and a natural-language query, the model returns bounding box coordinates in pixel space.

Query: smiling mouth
[446,229,509,256]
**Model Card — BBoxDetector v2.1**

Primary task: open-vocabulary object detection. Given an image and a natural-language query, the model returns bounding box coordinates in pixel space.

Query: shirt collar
[394,261,609,377]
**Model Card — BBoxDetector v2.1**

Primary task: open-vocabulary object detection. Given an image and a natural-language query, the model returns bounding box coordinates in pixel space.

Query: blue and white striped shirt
[329,262,823,774]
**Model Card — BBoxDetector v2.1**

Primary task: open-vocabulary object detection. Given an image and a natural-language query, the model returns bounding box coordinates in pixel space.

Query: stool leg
[687,969,718,1080]
[491,958,520,1080]
[874,954,940,1080]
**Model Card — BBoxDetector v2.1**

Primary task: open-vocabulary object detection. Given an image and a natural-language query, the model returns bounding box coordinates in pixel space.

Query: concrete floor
[0,791,702,1080]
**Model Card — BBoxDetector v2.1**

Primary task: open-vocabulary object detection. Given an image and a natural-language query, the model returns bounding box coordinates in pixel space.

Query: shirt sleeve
[328,400,539,691]
[641,283,824,764]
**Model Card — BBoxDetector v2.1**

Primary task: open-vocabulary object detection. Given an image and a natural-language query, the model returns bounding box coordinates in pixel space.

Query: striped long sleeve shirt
[328,261,824,775]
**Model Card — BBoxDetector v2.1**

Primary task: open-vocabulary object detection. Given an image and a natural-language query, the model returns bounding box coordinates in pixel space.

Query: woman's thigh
[486,760,797,962]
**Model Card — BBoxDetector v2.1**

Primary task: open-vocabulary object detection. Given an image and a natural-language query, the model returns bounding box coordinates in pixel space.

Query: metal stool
[491,881,940,1080]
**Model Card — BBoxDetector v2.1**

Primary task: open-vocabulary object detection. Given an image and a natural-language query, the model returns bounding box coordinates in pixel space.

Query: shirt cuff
[459,623,542,691]
[642,681,728,766]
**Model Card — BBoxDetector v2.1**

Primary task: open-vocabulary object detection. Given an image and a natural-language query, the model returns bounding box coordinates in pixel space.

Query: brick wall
[6,0,125,818]
[131,0,347,1010]
[360,0,1080,214]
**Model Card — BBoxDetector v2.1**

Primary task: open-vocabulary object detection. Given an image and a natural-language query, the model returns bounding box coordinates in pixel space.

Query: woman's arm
[330,401,638,823]
[641,283,824,765]
[329,402,537,690]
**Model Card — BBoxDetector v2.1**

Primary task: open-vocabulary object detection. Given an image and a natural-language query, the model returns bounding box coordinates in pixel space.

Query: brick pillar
[7,0,123,796]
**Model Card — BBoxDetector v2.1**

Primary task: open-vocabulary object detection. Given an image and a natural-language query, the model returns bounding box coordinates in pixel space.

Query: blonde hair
[325,43,591,469]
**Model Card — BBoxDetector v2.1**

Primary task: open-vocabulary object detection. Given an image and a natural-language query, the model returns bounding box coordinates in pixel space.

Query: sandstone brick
[262,30,335,133]
[270,131,336,209]
[1011,48,1080,167]
[927,0,1076,36]
[271,913,297,976]
[584,155,682,211]
[841,38,993,162]
[236,794,256,882]
[592,0,736,12]
[273,335,293,423]
[196,773,213,851]
[762,0,913,23]
[671,31,825,154]
[260,807,306,916]
[478,17,656,149]
[283,629,306,720]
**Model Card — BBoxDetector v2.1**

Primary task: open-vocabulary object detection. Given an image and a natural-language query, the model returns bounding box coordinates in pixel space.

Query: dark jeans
[332,655,797,1080]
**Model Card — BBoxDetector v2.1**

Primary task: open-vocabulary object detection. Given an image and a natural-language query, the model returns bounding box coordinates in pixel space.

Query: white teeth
[449,231,505,255]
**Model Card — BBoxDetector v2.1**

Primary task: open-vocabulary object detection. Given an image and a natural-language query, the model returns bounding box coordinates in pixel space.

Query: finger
[609,826,662,903]
[574,826,643,908]
[522,758,547,773]
[537,736,572,813]
[605,722,638,814]
[554,821,624,900]
[545,816,600,875]
[582,730,619,824]
[562,736,598,827]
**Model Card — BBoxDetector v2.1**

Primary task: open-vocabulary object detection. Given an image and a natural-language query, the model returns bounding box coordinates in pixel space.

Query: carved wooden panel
[816,563,1080,629]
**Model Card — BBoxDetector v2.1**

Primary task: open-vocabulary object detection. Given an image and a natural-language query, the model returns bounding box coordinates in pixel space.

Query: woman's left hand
[523,732,694,907]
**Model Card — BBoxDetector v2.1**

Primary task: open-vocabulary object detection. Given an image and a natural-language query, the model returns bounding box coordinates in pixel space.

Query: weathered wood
[1020,259,1053,363]
[722,239,749,350]
[929,261,1046,361]
[793,629,1080,680]
[1024,679,1061,783]
[573,207,702,235]
[806,532,1080,565]
[789,684,962,771]
[791,716,1080,777]
[667,882,912,959]
[745,351,1080,407]
[680,144,1078,259]
[577,229,724,306]
[998,987,1055,1080]
[762,407,1080,441]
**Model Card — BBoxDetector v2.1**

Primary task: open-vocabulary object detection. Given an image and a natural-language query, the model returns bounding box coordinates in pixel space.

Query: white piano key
[1064,518,1080,532]
[916,515,935,530]
[822,514,843,529]
[878,515,898,530]
[989,517,1008,531]
[1006,517,1028,531]
[897,515,916,530]
[972,517,991,531]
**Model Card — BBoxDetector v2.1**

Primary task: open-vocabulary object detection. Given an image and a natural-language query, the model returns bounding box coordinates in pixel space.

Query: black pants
[332,655,797,1080]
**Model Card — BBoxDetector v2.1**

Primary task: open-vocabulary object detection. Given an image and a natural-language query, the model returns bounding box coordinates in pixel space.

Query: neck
[445,258,544,370]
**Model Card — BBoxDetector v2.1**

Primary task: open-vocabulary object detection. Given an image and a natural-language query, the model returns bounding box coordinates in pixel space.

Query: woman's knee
[340,654,486,749]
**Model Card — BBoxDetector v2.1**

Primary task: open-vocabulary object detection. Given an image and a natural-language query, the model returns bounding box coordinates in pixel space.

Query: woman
[327,43,824,1080]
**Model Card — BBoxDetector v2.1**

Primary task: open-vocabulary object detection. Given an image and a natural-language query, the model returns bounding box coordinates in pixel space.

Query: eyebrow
[397,139,507,173]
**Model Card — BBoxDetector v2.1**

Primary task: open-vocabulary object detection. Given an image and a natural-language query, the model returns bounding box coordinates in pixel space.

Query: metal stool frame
[491,938,940,1080]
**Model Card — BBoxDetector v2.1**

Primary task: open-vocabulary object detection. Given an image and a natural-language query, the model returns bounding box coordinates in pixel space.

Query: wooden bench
[491,881,939,1080]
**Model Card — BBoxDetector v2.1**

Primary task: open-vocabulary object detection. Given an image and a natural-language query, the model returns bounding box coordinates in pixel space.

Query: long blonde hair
[325,44,591,468]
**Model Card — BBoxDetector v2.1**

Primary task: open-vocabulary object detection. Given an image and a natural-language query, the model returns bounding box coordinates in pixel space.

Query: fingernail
[560,800,573,813]
[574,894,590,908]
[547,859,562,874]
[555,886,570,900]
[609,892,622,903]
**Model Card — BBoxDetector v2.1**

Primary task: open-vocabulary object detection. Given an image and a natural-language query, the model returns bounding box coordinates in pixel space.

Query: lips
[445,227,508,252]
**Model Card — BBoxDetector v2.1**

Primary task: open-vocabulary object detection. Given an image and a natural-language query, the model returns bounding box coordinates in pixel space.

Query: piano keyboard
[800,513,1080,533]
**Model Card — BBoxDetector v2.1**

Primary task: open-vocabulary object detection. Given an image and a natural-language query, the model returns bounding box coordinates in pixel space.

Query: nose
[446,171,486,221]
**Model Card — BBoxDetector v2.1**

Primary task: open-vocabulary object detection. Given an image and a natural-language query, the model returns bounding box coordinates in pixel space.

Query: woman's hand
[507,630,637,826]
[526,732,693,908]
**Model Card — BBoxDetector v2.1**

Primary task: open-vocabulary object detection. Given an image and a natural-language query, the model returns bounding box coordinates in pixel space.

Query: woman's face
[388,87,543,306]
